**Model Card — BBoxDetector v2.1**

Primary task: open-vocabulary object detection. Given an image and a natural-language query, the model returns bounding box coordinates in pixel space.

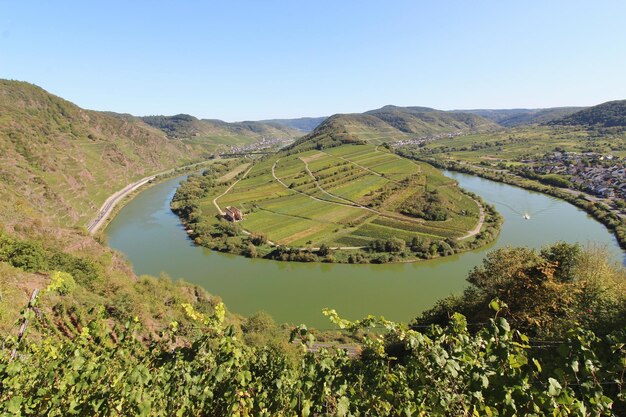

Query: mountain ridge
[141,114,302,143]
[284,105,499,153]
[257,116,327,132]
[548,100,626,127]
[453,107,585,127]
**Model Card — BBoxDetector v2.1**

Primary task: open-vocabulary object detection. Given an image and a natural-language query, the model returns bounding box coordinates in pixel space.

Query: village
[525,151,626,201]
[391,130,467,148]
[218,136,293,157]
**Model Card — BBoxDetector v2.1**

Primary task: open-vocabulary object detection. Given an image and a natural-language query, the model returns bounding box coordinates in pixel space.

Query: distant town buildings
[219,137,292,157]
[530,151,626,200]
[392,131,467,148]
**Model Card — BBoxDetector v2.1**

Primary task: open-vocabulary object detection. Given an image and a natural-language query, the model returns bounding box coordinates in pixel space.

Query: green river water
[105,171,624,327]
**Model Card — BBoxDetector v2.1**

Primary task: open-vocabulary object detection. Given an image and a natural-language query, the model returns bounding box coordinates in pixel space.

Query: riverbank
[105,169,624,326]
[88,160,215,236]
[403,153,626,251]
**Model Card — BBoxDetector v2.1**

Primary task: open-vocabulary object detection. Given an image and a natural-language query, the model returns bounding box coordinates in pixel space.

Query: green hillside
[365,105,498,134]
[0,81,237,348]
[549,99,626,127]
[284,106,499,150]
[141,114,302,144]
[0,80,217,228]
[456,107,584,127]
[258,116,327,132]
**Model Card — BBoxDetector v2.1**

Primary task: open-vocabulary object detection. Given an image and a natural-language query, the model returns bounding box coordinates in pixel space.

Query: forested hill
[548,99,626,127]
[141,114,302,143]
[364,105,497,133]
[455,107,584,127]
[257,116,327,132]
[0,80,232,349]
[284,105,498,153]
[0,80,215,227]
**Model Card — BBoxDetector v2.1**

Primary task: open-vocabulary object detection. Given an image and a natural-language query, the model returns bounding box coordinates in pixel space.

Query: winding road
[87,176,156,234]
[87,161,211,234]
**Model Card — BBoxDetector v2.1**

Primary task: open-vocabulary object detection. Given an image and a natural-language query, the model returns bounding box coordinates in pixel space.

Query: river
[105,171,624,327]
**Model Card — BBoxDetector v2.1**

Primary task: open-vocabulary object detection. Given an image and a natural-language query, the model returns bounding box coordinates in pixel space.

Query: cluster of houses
[530,152,626,200]
[392,131,466,148]
[219,137,292,157]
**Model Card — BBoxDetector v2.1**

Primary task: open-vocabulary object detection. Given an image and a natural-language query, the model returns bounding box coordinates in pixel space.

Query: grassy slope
[214,107,495,248]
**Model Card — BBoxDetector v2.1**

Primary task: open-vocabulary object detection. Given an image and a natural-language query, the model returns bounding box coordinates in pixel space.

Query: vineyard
[2,300,624,416]
[215,144,482,247]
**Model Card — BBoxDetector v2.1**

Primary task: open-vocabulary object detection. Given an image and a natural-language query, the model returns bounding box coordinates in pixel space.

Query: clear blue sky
[1,1,625,121]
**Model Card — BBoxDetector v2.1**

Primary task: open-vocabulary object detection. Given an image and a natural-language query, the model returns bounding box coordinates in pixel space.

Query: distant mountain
[454,107,585,127]
[548,100,626,127]
[141,114,302,144]
[365,105,497,134]
[285,105,498,153]
[258,116,327,132]
[0,80,211,227]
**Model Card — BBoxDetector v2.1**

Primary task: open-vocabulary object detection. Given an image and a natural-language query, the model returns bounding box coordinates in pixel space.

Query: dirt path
[299,157,366,207]
[323,150,397,182]
[457,199,485,241]
[271,159,364,210]
[217,163,251,183]
[212,165,254,216]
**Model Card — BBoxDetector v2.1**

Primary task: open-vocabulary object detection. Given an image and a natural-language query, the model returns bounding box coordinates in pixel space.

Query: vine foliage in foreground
[1,301,625,416]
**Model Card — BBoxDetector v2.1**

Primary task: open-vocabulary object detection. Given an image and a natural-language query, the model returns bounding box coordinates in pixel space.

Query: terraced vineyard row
[217,144,482,247]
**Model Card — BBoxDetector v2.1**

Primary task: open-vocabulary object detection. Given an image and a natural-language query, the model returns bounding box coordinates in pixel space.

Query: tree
[250,233,268,246]
[385,238,406,253]
[317,243,331,257]
[416,243,626,337]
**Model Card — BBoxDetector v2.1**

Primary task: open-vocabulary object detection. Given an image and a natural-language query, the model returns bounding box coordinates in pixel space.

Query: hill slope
[141,114,302,144]
[285,106,499,153]
[0,80,212,227]
[456,107,584,127]
[258,116,327,132]
[548,100,626,127]
[0,80,233,342]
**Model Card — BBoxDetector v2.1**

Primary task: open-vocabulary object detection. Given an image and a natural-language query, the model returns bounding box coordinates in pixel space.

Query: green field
[215,144,481,247]
[412,126,626,164]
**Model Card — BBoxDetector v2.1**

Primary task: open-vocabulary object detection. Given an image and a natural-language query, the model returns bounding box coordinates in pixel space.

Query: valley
[4,2,626,413]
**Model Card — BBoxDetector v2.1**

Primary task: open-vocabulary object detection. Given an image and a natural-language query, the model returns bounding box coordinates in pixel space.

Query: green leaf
[548,378,562,397]
[336,396,350,417]
[6,395,23,414]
